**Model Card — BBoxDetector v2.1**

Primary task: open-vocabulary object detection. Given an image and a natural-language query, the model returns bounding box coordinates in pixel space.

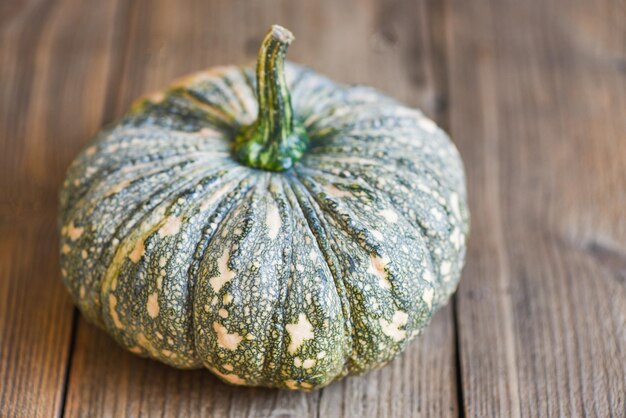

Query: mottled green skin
[58,62,469,391]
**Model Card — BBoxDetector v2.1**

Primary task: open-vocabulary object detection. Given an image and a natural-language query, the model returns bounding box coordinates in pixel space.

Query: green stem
[234,25,309,171]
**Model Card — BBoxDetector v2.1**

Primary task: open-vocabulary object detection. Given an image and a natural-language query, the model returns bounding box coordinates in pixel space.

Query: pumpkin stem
[234,25,309,171]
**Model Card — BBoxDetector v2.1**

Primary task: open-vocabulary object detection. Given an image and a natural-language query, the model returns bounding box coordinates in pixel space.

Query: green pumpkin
[59,25,469,391]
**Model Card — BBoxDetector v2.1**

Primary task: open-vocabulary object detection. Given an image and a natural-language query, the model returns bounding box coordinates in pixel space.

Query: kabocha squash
[59,25,469,390]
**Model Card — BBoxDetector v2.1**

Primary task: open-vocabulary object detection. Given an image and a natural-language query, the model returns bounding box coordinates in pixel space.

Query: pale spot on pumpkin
[223,293,233,305]
[129,239,145,263]
[79,285,85,299]
[302,359,316,369]
[223,363,234,371]
[61,244,71,254]
[158,216,182,238]
[309,249,318,262]
[371,230,384,241]
[419,117,438,133]
[294,357,302,367]
[317,351,326,359]
[213,322,243,351]
[422,288,434,308]
[450,192,462,220]
[156,276,163,290]
[380,310,408,342]
[423,269,434,283]
[324,183,351,198]
[418,183,433,195]
[246,334,256,340]
[85,166,97,176]
[450,227,464,248]
[159,256,167,267]
[147,293,160,318]
[81,250,88,259]
[266,201,281,239]
[285,380,299,390]
[129,346,142,354]
[300,382,313,389]
[161,349,172,357]
[212,368,246,385]
[430,207,444,220]
[209,249,235,292]
[368,255,391,289]
[286,313,314,354]
[73,179,80,186]
[109,294,124,329]
[85,146,97,156]
[441,261,451,276]
[218,308,229,318]
[379,208,398,223]
[66,222,84,241]
[147,91,165,103]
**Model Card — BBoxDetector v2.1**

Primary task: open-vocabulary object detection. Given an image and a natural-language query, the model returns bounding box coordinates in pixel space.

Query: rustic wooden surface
[0,0,624,417]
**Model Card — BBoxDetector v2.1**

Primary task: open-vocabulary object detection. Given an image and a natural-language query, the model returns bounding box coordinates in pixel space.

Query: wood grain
[446,0,626,416]
[3,0,625,416]
[0,0,122,416]
[61,0,458,417]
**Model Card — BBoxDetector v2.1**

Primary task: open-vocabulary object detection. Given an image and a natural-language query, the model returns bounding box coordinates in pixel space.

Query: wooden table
[1,0,625,416]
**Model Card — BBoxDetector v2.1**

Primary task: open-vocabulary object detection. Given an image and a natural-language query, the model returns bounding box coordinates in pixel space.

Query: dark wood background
[1,0,625,417]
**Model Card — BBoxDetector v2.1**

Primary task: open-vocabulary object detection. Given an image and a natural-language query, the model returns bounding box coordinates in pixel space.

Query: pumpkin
[59,25,469,391]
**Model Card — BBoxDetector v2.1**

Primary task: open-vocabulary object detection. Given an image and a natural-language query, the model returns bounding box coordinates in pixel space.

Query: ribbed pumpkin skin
[59,62,469,390]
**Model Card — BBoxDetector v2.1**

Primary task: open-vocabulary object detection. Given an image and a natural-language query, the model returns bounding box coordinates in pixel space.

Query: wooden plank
[0,0,122,416]
[446,0,626,416]
[62,0,459,417]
